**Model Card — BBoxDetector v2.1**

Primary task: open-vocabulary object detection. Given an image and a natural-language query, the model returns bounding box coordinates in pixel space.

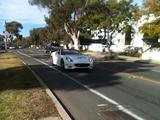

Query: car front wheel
[50,56,54,65]
[60,59,65,70]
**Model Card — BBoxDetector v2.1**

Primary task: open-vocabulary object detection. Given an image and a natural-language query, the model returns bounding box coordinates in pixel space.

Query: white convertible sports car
[50,49,93,70]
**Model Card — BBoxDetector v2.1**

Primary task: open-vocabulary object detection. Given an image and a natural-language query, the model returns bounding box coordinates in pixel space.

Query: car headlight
[66,57,73,62]
[88,57,93,62]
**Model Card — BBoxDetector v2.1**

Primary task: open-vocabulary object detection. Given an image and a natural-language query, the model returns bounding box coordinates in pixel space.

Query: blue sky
[0,0,143,37]
[0,0,48,37]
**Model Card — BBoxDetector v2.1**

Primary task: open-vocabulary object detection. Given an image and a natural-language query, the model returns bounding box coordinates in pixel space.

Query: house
[87,15,160,62]
[132,15,160,61]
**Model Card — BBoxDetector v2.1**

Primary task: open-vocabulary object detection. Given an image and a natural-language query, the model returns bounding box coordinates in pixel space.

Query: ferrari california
[50,49,93,70]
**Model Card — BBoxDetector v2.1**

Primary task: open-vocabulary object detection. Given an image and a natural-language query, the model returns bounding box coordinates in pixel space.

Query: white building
[88,15,160,62]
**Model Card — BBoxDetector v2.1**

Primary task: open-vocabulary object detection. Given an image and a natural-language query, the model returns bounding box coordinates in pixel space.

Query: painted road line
[18,51,145,120]
[18,52,72,120]
[152,70,160,73]
[17,51,31,58]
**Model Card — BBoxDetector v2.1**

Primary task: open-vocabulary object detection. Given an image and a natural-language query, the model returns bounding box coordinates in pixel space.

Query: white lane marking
[152,70,160,73]
[17,51,31,58]
[20,60,72,120]
[97,104,108,107]
[18,51,145,120]
[95,60,126,63]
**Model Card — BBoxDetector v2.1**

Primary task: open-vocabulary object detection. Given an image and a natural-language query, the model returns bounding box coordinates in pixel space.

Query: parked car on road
[50,49,94,70]
[45,42,61,53]
[124,46,142,53]
[0,45,5,50]
[9,46,16,50]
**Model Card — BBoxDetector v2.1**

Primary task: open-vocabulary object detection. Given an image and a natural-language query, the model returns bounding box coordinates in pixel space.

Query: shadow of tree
[21,60,156,92]
[0,66,41,91]
[0,55,157,92]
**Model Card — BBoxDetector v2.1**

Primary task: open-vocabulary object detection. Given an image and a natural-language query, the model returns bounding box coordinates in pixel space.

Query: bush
[104,52,119,60]
[119,52,141,57]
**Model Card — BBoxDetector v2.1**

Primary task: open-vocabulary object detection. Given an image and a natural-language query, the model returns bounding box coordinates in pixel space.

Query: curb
[22,61,72,120]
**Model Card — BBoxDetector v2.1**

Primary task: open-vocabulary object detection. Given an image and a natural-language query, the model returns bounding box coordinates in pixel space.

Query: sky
[0,0,143,37]
[0,0,48,37]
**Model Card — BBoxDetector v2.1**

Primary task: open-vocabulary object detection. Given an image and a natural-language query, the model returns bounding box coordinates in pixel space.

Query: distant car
[45,42,61,53]
[18,46,22,49]
[0,45,5,50]
[18,45,25,49]
[9,46,16,50]
[50,49,94,70]
[124,46,142,53]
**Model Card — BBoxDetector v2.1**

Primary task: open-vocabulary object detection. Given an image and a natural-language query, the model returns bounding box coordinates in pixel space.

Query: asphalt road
[14,48,160,120]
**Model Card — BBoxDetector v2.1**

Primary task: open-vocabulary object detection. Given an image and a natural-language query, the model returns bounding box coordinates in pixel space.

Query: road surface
[14,48,160,120]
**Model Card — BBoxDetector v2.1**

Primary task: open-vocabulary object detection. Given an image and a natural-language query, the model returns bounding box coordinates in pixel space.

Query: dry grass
[0,52,59,120]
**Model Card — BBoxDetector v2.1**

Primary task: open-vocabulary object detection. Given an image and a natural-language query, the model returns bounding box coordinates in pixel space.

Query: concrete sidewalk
[85,51,160,64]
[119,55,160,64]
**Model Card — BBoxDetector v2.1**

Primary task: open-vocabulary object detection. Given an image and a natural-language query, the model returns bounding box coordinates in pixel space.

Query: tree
[5,21,23,40]
[124,25,135,45]
[30,28,40,46]
[78,0,139,52]
[30,26,64,47]
[44,19,66,44]
[29,0,88,50]
[29,0,139,51]
[139,0,160,47]
[37,27,48,46]
[12,37,31,48]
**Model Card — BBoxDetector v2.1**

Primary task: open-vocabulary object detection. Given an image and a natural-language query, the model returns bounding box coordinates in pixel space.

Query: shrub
[119,52,142,57]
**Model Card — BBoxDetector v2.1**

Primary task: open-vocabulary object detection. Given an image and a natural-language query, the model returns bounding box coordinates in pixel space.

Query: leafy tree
[5,21,23,40]
[30,28,39,46]
[29,0,139,51]
[12,37,31,48]
[139,0,160,47]
[29,0,89,50]
[44,19,65,44]
[29,26,64,47]
[79,0,139,52]
[124,25,135,45]
[37,27,48,46]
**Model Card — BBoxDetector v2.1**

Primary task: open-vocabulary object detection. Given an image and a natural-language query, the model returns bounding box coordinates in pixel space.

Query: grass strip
[0,52,59,120]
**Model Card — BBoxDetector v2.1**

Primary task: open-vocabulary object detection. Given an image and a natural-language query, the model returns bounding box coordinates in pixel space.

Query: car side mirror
[57,52,60,55]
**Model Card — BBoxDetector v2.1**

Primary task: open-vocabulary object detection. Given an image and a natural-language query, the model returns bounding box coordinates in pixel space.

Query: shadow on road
[18,60,156,92]
[0,54,157,92]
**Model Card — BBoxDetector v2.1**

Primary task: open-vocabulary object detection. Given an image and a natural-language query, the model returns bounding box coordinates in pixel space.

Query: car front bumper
[64,62,93,69]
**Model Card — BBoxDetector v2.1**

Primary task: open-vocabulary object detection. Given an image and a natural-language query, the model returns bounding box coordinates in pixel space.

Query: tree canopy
[5,21,23,40]
[29,0,88,50]
[29,0,140,50]
[139,0,160,47]
[78,0,139,50]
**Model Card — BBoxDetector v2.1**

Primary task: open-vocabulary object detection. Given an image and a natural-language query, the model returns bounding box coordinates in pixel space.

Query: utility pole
[3,21,8,52]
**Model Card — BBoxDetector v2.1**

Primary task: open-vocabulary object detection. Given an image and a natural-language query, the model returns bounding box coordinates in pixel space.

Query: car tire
[60,59,65,71]
[89,67,93,71]
[50,56,54,65]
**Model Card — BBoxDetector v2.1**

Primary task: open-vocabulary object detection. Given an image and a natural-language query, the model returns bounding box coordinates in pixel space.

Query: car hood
[64,55,92,62]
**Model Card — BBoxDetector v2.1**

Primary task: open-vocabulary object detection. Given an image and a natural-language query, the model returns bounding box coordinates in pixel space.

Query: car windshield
[61,49,81,55]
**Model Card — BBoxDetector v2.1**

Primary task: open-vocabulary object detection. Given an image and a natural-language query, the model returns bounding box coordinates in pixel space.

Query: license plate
[78,57,83,59]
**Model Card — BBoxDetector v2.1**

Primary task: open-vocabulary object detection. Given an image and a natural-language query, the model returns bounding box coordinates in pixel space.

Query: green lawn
[0,53,59,120]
